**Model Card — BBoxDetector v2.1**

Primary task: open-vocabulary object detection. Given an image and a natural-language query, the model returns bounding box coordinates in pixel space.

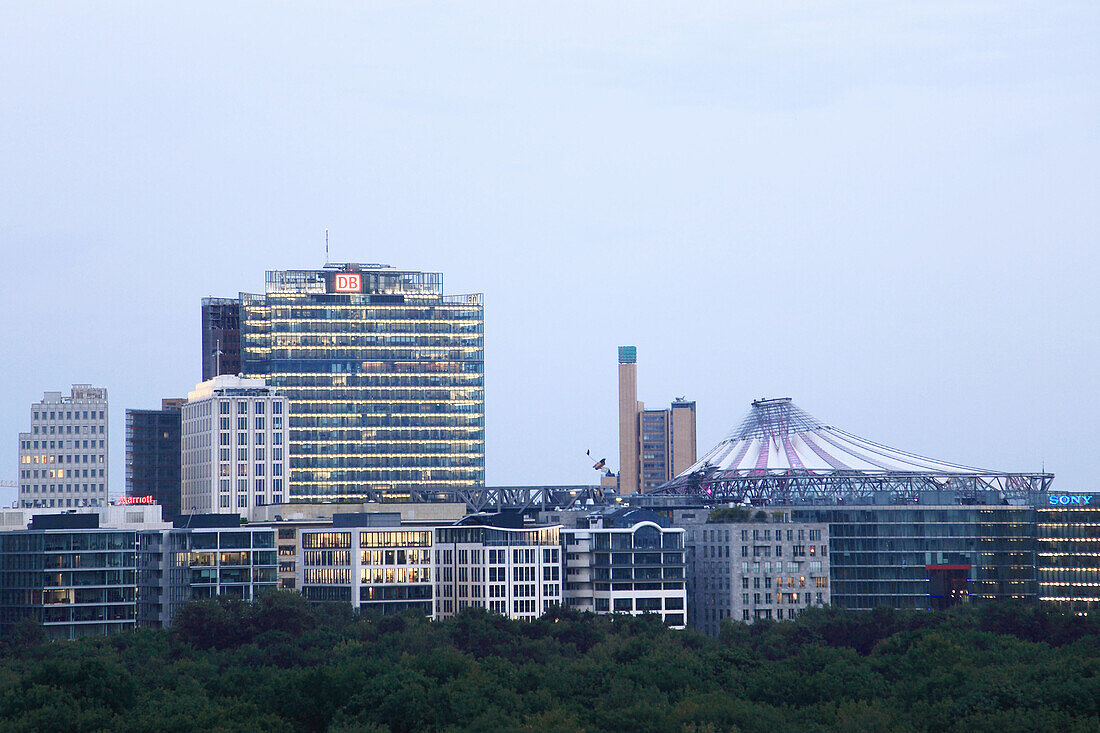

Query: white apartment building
[17,385,109,509]
[295,514,563,622]
[181,376,288,514]
[548,507,687,629]
[434,519,563,621]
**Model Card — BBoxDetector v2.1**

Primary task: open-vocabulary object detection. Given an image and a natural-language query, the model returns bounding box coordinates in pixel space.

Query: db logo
[334,273,361,292]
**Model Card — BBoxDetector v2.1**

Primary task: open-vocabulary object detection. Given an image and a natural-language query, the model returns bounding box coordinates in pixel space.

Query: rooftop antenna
[213,337,224,376]
[325,228,330,264]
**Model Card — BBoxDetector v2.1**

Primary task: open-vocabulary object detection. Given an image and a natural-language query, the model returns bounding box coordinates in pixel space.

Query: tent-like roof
[653,397,1051,504]
[683,397,986,476]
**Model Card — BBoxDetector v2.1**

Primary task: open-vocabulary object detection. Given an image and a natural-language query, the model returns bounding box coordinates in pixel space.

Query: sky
[1,2,1097,506]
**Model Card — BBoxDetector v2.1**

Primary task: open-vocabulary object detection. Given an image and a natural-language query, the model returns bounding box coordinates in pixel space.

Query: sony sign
[1048,495,1094,506]
[333,273,362,293]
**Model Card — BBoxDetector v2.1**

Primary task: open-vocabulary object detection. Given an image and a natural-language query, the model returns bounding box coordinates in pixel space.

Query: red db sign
[334,273,361,292]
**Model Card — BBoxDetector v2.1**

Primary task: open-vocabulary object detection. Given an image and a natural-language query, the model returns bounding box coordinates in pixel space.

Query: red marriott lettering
[118,496,154,505]
[334,273,361,292]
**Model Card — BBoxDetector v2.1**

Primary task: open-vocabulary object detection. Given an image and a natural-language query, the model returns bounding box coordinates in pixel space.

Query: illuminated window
[303,532,352,549]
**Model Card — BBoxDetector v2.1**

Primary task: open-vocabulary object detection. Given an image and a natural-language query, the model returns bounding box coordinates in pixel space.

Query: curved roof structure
[652,398,1051,504]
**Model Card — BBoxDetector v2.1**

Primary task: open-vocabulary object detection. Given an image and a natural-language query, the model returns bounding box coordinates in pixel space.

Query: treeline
[1,595,1099,732]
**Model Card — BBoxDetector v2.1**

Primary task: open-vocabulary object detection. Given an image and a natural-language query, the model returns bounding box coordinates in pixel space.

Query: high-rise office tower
[125,398,185,519]
[236,263,485,502]
[669,399,697,479]
[201,297,242,381]
[617,347,696,494]
[17,385,109,508]
[181,376,289,514]
[617,346,641,496]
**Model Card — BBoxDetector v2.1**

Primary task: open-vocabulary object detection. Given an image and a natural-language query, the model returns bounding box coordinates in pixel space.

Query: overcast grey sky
[1,3,1097,506]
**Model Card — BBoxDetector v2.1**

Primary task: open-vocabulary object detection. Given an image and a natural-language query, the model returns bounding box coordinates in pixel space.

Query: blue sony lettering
[1045,495,1096,505]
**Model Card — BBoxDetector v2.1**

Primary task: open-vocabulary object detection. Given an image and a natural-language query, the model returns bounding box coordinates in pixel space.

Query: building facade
[554,508,687,628]
[617,347,696,494]
[18,385,109,509]
[1036,493,1100,615]
[669,399,697,484]
[181,376,289,514]
[788,501,1036,611]
[250,501,466,592]
[0,506,274,634]
[434,520,562,621]
[137,515,277,629]
[0,510,169,639]
[295,515,562,621]
[201,297,242,381]
[673,509,830,634]
[125,398,184,520]
[236,263,485,502]
[298,514,434,615]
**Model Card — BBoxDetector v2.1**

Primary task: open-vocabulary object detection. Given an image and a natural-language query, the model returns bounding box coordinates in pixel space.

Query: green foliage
[0,592,1097,731]
[707,506,750,522]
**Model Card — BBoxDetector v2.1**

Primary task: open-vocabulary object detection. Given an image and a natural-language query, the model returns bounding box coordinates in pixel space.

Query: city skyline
[2,5,1098,505]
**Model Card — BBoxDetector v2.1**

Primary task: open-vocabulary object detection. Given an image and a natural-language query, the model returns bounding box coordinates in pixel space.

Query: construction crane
[0,480,17,508]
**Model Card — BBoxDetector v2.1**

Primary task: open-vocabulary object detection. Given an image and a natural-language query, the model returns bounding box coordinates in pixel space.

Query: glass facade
[1037,495,1100,614]
[0,529,137,639]
[138,525,279,627]
[789,505,1036,610]
[297,526,434,614]
[178,529,278,601]
[201,297,242,381]
[126,405,183,519]
[240,265,484,502]
[588,525,686,627]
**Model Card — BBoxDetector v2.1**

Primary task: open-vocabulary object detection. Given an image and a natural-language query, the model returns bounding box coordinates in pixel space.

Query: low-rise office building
[545,507,686,628]
[0,511,171,640]
[138,515,278,628]
[434,516,562,621]
[673,508,830,634]
[296,513,564,621]
[140,519,278,628]
[250,501,466,591]
[1037,493,1100,615]
[787,499,1035,611]
[297,513,434,616]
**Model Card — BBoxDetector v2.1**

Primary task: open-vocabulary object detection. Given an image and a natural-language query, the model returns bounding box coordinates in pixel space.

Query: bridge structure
[345,484,617,513]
